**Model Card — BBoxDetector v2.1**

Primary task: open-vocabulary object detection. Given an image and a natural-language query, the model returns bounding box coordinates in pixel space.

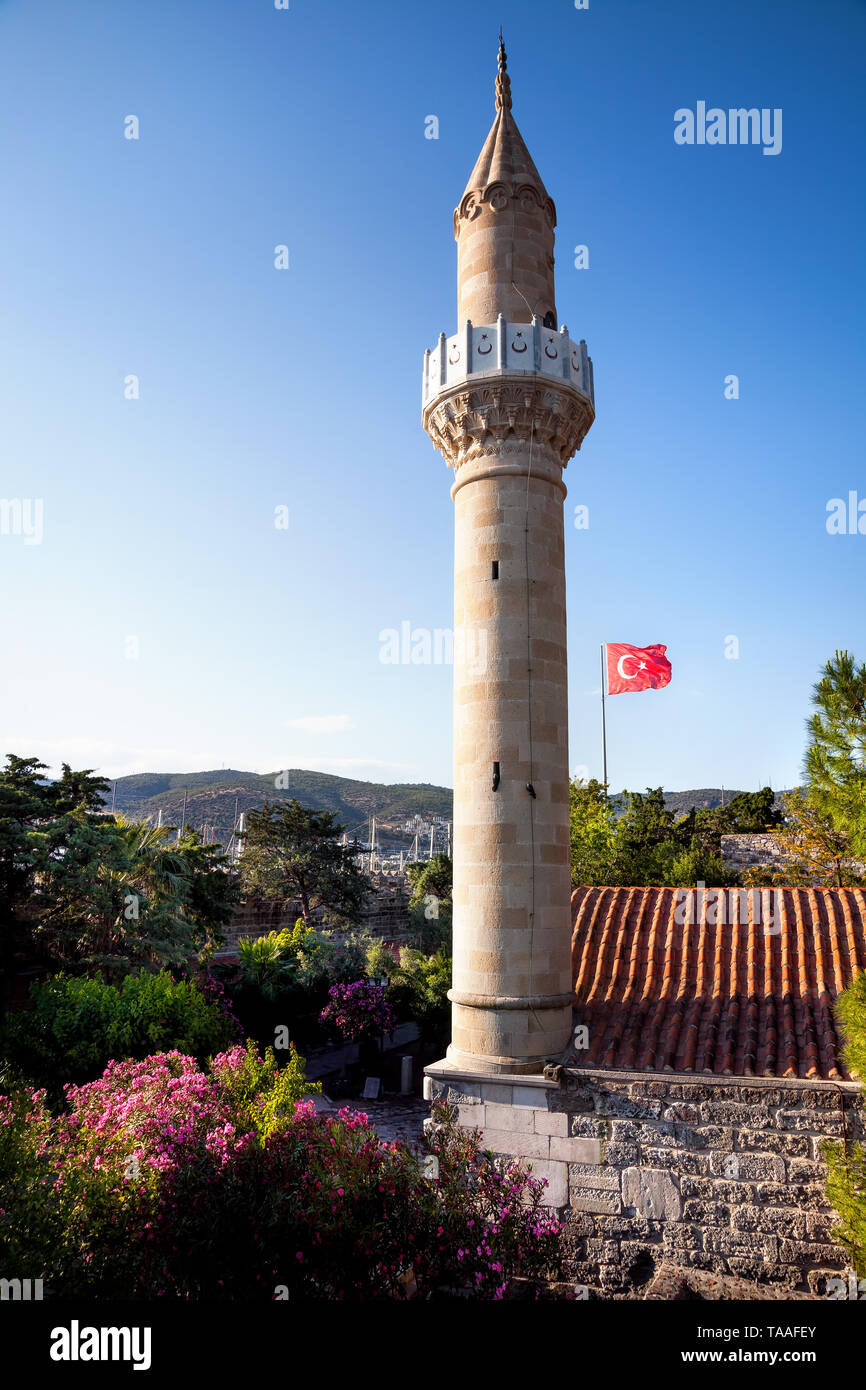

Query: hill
[104,768,453,845]
[101,772,787,849]
[662,787,788,818]
[663,788,745,817]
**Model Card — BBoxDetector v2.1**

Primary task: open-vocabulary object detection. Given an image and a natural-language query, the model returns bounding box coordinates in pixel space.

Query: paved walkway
[321,1095,430,1147]
[301,1023,421,1082]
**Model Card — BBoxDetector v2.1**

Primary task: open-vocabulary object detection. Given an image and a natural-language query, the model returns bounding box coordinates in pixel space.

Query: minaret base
[422,1057,594,1211]
[444,995,574,1075]
[444,1044,556,1077]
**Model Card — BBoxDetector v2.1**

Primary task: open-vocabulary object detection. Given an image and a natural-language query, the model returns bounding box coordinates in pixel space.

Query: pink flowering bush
[319,980,396,1044]
[418,1101,565,1299]
[0,1058,567,1299]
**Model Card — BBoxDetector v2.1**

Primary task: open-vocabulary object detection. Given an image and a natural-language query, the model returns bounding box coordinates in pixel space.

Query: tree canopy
[569,780,779,887]
[0,755,238,995]
[240,799,371,926]
[405,854,452,952]
[805,649,866,861]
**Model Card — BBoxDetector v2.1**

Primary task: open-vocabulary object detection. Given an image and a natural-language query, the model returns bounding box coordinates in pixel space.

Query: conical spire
[454,37,557,328]
[459,35,554,222]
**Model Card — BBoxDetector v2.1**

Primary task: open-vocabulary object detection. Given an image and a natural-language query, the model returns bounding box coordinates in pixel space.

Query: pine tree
[824,971,866,1279]
[743,789,866,889]
[805,650,866,860]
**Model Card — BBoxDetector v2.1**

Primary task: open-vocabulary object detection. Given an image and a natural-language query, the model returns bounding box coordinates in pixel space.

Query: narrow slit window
[491,560,499,580]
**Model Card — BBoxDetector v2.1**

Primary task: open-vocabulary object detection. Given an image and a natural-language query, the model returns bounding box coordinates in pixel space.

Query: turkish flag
[605,643,672,695]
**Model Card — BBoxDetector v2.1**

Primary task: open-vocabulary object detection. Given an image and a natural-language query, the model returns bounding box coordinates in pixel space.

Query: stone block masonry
[218,875,411,955]
[422,37,594,1076]
[720,833,790,875]
[720,832,866,878]
[425,1062,863,1296]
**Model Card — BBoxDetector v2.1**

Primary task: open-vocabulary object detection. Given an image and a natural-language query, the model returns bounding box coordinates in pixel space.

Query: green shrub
[238,928,299,1000]
[388,948,452,1047]
[230,923,378,1050]
[213,1039,321,1141]
[667,848,734,888]
[365,937,397,981]
[838,972,866,1080]
[824,971,866,1277]
[1,970,238,1096]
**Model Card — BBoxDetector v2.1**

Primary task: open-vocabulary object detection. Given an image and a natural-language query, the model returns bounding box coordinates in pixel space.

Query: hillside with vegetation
[661,787,786,817]
[102,770,787,847]
[104,768,454,843]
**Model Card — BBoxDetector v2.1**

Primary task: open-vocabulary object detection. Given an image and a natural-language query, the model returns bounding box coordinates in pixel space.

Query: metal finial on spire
[495,29,512,112]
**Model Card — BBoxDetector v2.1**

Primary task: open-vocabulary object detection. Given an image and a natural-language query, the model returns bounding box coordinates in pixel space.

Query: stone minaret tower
[422,38,595,1076]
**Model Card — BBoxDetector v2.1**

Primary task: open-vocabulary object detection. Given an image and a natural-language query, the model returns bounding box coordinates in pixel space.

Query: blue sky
[1,0,864,794]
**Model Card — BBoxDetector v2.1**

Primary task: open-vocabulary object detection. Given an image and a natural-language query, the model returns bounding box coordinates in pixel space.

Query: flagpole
[600,643,608,788]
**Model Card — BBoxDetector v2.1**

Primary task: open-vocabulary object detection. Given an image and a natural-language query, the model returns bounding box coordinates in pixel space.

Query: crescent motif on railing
[477,342,492,355]
[544,344,558,359]
[511,338,528,353]
[448,348,461,364]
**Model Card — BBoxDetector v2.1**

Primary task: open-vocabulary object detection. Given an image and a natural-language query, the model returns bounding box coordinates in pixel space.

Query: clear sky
[1,0,864,794]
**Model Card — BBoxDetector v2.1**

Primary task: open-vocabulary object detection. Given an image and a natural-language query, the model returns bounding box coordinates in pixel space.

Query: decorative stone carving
[422,375,594,472]
[454,181,555,234]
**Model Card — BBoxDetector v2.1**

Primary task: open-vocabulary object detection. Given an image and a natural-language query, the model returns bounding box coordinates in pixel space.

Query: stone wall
[219,875,411,954]
[720,832,866,880]
[357,874,413,937]
[720,832,788,874]
[425,1062,862,1296]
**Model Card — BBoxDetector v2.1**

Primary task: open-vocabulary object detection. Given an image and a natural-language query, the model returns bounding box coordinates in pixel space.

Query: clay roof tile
[571,885,865,1080]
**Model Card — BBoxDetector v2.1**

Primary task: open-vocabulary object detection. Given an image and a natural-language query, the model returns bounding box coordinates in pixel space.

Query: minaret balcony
[422,315,594,411]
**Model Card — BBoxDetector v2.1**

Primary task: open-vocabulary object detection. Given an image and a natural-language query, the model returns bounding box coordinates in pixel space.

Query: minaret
[422,38,595,1075]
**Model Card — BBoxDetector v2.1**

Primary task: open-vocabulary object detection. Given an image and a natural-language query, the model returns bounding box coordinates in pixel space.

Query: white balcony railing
[422,316,594,410]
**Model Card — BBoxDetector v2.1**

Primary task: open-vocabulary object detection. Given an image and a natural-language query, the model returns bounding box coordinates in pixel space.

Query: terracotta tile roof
[571,886,866,1080]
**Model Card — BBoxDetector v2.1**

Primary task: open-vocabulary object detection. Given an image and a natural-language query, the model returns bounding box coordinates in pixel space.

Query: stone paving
[319,1094,430,1147]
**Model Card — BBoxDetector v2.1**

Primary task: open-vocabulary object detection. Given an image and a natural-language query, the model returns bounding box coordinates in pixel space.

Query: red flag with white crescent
[605,643,672,695]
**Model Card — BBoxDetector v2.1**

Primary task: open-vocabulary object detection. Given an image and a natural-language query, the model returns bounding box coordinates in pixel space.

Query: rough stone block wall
[720,833,788,874]
[719,833,866,880]
[426,1065,862,1296]
[218,876,411,954]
